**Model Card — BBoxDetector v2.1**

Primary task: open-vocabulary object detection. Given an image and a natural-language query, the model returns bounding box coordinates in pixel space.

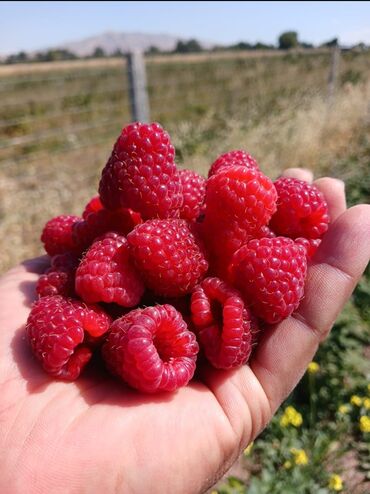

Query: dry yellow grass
[1,78,369,273]
[0,48,331,77]
[1,48,369,273]
[175,80,370,177]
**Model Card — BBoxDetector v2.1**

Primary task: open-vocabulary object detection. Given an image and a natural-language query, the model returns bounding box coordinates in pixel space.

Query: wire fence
[1,47,370,271]
[0,49,343,166]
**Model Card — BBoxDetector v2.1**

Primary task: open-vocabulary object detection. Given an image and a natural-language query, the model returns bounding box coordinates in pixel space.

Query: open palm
[0,171,369,494]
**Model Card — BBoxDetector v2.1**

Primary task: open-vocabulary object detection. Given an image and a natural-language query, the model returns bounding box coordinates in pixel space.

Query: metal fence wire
[1,47,368,271]
[0,49,344,168]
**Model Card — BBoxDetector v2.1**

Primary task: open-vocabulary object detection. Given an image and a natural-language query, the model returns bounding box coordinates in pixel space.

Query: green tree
[174,39,202,54]
[5,51,28,64]
[278,31,299,50]
[254,42,275,50]
[93,47,106,58]
[146,45,161,55]
[321,38,338,48]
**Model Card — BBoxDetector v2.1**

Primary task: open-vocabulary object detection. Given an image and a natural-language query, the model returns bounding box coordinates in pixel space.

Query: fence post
[126,51,150,122]
[327,44,340,108]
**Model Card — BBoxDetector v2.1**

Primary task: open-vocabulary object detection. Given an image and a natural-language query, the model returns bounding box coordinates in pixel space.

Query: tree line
[2,31,368,65]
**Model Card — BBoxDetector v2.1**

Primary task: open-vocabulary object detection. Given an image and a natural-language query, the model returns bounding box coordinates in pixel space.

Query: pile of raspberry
[26,122,330,393]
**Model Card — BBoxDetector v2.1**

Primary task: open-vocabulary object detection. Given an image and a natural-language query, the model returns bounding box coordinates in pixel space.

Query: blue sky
[1,1,370,54]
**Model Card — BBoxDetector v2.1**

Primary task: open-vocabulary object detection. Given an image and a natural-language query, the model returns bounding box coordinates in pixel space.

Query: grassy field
[1,49,370,272]
[0,50,369,492]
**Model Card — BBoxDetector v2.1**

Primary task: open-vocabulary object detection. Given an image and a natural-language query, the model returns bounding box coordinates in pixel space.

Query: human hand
[0,170,369,494]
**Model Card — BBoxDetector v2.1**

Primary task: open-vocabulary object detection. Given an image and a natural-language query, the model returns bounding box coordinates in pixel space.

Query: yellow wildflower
[210,491,218,494]
[243,442,254,456]
[291,448,309,465]
[280,414,290,427]
[364,398,370,410]
[307,361,320,374]
[328,473,343,491]
[290,413,303,427]
[338,404,350,414]
[359,416,370,433]
[283,460,292,469]
[280,406,303,428]
[350,395,363,407]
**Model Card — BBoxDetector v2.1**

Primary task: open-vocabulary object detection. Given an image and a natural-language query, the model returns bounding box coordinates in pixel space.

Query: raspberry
[26,295,111,380]
[200,167,277,279]
[36,253,78,298]
[82,195,103,219]
[127,219,208,297]
[200,217,252,280]
[179,169,206,221]
[230,237,307,324]
[102,304,199,393]
[208,150,259,177]
[99,122,183,219]
[50,252,78,270]
[270,177,330,239]
[190,277,255,369]
[73,207,141,251]
[205,165,277,233]
[41,215,80,256]
[295,237,321,259]
[257,225,276,239]
[75,233,144,307]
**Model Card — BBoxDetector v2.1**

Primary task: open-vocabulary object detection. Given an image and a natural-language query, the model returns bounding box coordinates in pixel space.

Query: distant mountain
[55,31,213,56]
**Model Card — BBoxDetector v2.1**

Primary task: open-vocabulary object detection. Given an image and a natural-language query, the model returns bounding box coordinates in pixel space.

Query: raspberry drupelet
[295,237,321,259]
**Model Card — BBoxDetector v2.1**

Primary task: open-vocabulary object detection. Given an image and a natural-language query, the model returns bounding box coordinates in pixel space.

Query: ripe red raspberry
[36,253,78,298]
[75,233,144,307]
[200,217,253,280]
[190,277,256,369]
[270,177,330,239]
[127,219,208,297]
[102,304,199,393]
[82,195,103,219]
[295,237,321,259]
[26,295,111,380]
[179,169,206,221]
[230,237,307,324]
[205,165,277,233]
[73,207,141,251]
[256,225,276,238]
[200,218,277,281]
[99,122,183,219]
[41,215,80,256]
[208,150,259,177]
